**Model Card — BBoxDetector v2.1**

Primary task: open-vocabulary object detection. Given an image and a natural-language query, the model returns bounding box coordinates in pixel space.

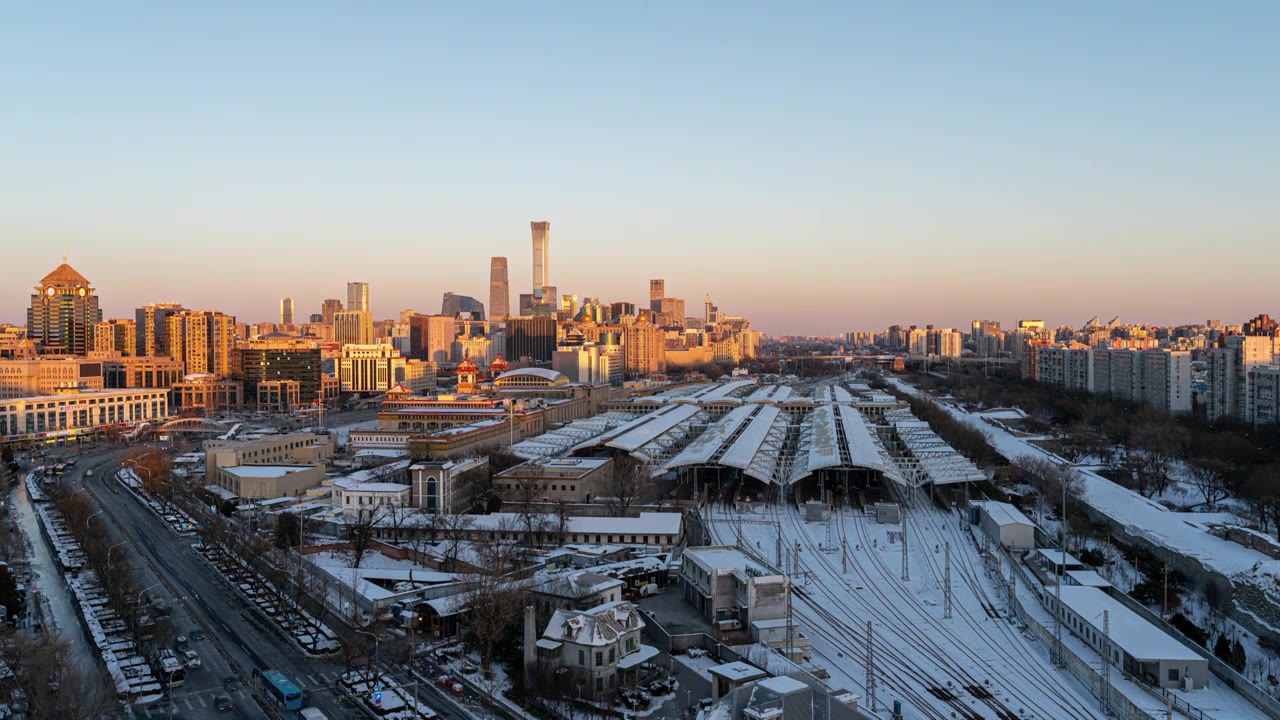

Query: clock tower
[27,258,102,355]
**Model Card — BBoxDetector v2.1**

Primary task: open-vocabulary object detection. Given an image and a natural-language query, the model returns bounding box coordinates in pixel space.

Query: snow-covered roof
[330,478,409,493]
[203,484,239,502]
[1056,586,1203,662]
[606,404,702,453]
[533,571,623,600]
[709,661,767,682]
[757,676,809,695]
[220,465,315,479]
[684,546,778,582]
[543,600,644,647]
[1065,570,1112,588]
[978,501,1034,528]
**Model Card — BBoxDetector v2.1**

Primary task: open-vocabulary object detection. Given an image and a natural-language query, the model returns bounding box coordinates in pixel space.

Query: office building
[101,355,184,390]
[334,310,374,346]
[173,374,244,413]
[1250,366,1280,429]
[165,310,237,377]
[0,388,170,444]
[649,279,665,312]
[237,335,323,404]
[135,303,185,357]
[337,344,406,393]
[93,319,137,356]
[656,298,686,327]
[27,260,102,355]
[347,282,370,313]
[609,302,636,323]
[321,298,344,325]
[280,297,294,325]
[506,316,557,364]
[0,356,105,399]
[408,314,457,365]
[441,293,485,320]
[531,221,550,300]
[561,294,578,320]
[489,256,510,322]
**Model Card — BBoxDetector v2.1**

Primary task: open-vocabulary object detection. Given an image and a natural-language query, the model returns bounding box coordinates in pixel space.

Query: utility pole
[775,523,782,569]
[1055,469,1067,668]
[866,620,877,712]
[842,534,848,574]
[901,500,910,582]
[944,542,952,619]
[1162,564,1169,619]
[1101,610,1111,715]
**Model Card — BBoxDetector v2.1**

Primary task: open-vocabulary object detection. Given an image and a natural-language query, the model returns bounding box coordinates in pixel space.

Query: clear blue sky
[3,2,1278,335]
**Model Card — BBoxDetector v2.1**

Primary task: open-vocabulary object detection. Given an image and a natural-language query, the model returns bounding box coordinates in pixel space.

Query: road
[11,471,99,674]
[68,450,353,719]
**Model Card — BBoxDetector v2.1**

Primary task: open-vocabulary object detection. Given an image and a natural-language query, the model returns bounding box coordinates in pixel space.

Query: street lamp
[85,509,104,530]
[353,628,380,678]
[108,541,127,571]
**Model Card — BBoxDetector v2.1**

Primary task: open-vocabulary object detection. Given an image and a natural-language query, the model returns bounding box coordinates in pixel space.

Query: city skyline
[5,4,1279,334]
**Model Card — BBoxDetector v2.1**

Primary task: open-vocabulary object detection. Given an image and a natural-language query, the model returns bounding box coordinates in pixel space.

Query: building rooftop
[220,465,316,479]
[1056,586,1202,662]
[979,501,1034,528]
[709,662,767,682]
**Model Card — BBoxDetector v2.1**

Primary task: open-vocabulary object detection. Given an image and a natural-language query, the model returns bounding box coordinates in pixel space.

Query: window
[578,649,584,665]
[1168,668,1179,682]
[595,652,603,666]
[609,648,615,663]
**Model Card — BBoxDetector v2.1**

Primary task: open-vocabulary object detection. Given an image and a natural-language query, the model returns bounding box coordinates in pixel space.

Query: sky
[3,2,1278,336]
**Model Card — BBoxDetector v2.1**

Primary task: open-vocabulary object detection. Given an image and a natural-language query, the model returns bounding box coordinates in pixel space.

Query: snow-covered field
[704,501,1108,720]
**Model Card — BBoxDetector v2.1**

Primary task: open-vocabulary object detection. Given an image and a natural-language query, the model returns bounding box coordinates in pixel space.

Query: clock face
[46,287,56,297]
[78,287,87,297]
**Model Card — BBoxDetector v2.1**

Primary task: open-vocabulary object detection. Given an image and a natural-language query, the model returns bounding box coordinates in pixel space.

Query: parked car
[182,649,201,668]
[622,589,639,602]
[191,630,205,641]
[214,696,234,712]
[437,675,463,696]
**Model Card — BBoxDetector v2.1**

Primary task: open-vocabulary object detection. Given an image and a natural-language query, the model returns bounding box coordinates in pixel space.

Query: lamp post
[354,628,380,679]
[85,509,103,531]
[108,541,127,572]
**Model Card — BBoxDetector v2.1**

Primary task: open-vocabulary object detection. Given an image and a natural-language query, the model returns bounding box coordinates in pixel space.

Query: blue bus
[259,669,303,710]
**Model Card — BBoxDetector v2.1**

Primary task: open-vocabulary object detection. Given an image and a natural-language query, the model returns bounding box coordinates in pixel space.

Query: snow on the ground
[705,502,1107,720]
[672,654,721,682]
[889,378,1276,578]
[334,419,378,447]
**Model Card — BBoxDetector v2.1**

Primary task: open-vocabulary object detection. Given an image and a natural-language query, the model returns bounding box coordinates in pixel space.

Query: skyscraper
[280,297,294,325]
[347,282,370,314]
[489,257,510,322]
[531,221,550,300]
[27,259,102,355]
[321,298,344,325]
[135,302,185,356]
[94,319,137,356]
[649,279,665,312]
[408,314,457,365]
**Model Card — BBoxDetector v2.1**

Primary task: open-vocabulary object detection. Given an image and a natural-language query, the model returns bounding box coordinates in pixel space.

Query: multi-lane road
[56,446,486,720]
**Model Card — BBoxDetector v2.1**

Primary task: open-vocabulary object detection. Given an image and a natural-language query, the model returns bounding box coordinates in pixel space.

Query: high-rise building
[531,221,550,300]
[309,313,323,324]
[561,294,578,319]
[334,310,374,346]
[135,303,185,357]
[1208,335,1280,423]
[489,257,510,322]
[408,314,457,365]
[441,293,485,320]
[346,282,370,314]
[237,336,322,404]
[94,319,137,356]
[623,319,666,378]
[27,260,102,355]
[165,310,237,377]
[280,297,294,325]
[657,298,686,327]
[321,298,344,325]
[609,302,636,323]
[506,316,557,364]
[649,280,665,312]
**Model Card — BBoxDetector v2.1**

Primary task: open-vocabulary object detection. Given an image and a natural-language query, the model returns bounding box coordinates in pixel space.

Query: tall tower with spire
[27,257,102,354]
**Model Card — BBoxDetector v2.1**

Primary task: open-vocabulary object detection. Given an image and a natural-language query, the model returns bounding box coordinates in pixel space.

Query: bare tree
[603,454,646,517]
[433,513,475,573]
[1187,458,1234,510]
[343,505,390,569]
[463,517,530,670]
[0,632,115,720]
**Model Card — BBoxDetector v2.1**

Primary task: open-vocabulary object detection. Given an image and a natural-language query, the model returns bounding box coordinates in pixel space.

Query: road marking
[307,673,320,685]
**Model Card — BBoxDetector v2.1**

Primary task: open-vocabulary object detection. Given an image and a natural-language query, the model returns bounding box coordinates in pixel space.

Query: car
[221,676,241,692]
[214,696,234,712]
[622,589,639,602]
[175,635,188,645]
[190,630,205,641]
[182,649,201,668]
[437,675,463,695]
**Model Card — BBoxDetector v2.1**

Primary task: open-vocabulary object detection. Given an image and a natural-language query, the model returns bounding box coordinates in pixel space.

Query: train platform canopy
[883,408,985,486]
[511,411,641,459]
